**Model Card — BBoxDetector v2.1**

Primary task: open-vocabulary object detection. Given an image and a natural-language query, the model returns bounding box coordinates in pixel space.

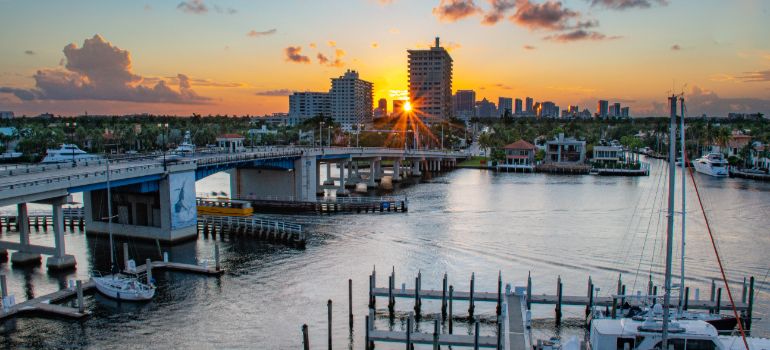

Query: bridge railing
[0,162,166,193]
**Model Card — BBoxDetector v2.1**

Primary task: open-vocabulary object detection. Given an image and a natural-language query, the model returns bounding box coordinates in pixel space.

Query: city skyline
[1,0,769,118]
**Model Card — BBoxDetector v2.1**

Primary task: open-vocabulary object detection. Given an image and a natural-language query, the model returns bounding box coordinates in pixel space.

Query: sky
[0,0,769,117]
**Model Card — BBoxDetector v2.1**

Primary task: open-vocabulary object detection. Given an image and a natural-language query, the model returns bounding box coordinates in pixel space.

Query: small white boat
[693,153,728,177]
[93,274,155,301]
[41,144,102,163]
[173,131,195,155]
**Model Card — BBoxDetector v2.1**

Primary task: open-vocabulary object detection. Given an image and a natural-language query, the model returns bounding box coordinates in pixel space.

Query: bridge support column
[393,159,402,182]
[367,160,376,188]
[337,159,348,196]
[11,203,41,265]
[323,162,334,186]
[46,202,76,270]
[437,159,442,172]
[373,159,382,182]
[411,159,422,177]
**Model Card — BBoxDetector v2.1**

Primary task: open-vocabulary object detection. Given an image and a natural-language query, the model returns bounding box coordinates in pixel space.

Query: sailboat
[92,158,156,301]
[585,96,770,349]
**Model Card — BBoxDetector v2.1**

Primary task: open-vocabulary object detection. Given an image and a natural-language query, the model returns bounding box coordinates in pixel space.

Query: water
[1,157,769,349]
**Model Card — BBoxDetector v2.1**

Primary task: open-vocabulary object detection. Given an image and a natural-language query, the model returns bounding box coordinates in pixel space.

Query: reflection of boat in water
[41,144,102,163]
[693,153,728,177]
[196,198,253,216]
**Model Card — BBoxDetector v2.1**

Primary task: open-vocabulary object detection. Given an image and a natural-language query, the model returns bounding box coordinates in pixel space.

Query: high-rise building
[453,90,476,114]
[408,37,453,123]
[621,106,630,118]
[393,100,406,115]
[612,103,621,118]
[541,101,558,118]
[289,91,331,125]
[514,98,523,115]
[525,97,534,114]
[498,97,513,117]
[330,70,373,129]
[597,100,609,118]
[476,98,496,118]
[378,98,387,115]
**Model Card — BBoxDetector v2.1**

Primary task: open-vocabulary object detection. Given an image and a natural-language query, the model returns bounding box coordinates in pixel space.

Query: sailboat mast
[662,95,678,348]
[106,157,115,267]
[679,96,687,314]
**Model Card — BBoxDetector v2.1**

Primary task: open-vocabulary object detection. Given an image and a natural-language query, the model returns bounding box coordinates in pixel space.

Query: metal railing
[200,215,302,236]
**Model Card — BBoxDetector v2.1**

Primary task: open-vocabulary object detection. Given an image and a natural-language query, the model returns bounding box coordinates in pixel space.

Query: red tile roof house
[499,139,536,172]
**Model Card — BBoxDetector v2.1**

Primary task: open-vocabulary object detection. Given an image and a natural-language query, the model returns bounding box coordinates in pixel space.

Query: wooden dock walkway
[507,294,530,350]
[368,329,499,347]
[198,215,305,247]
[0,258,222,321]
[230,195,408,214]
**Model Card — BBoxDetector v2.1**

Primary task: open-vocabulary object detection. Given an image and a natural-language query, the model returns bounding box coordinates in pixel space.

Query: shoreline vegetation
[0,114,767,168]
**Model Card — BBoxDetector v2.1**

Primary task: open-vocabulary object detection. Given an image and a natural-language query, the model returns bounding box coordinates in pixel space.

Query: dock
[231,195,408,214]
[730,168,770,182]
[198,215,305,247]
[0,256,224,321]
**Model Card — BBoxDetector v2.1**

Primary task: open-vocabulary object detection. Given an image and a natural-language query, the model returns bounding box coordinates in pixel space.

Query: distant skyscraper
[378,98,387,115]
[476,98,496,118]
[289,91,331,124]
[541,101,558,118]
[453,90,476,114]
[597,100,609,118]
[612,103,621,118]
[393,100,406,115]
[514,98,523,115]
[330,69,373,129]
[525,97,534,114]
[621,106,630,118]
[408,37,453,122]
[498,97,513,117]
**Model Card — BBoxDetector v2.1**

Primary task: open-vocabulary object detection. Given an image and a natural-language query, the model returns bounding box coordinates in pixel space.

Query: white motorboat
[92,159,156,301]
[173,131,195,155]
[693,153,728,177]
[93,274,155,301]
[41,144,102,163]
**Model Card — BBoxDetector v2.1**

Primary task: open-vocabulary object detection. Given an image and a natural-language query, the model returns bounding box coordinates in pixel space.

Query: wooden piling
[432,318,439,350]
[621,284,626,307]
[556,275,563,324]
[496,271,502,317]
[497,315,504,350]
[327,299,332,350]
[302,324,310,350]
[349,279,353,330]
[586,276,594,318]
[441,273,448,319]
[715,288,722,314]
[474,320,480,350]
[406,312,413,350]
[414,275,421,316]
[448,285,454,334]
[76,280,84,313]
[683,287,689,310]
[611,297,617,319]
[0,274,6,298]
[747,276,755,331]
[388,275,394,315]
[710,279,716,302]
[123,242,129,270]
[526,271,532,310]
[742,277,747,304]
[369,274,375,308]
[469,272,476,318]
[365,315,371,350]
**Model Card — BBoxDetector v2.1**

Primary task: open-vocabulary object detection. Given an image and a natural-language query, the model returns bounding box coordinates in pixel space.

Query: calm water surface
[0,157,769,349]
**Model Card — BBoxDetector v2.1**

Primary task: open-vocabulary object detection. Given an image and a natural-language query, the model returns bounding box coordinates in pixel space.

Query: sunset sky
[0,0,769,117]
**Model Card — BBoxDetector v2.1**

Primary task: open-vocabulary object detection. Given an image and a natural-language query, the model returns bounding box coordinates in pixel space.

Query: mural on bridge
[169,171,197,229]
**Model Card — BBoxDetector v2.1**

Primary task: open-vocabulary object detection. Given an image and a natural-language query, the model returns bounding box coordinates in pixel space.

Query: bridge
[0,147,466,270]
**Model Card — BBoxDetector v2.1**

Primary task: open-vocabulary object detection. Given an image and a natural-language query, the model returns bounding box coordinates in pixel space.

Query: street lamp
[158,122,169,171]
[356,123,364,147]
[65,121,77,166]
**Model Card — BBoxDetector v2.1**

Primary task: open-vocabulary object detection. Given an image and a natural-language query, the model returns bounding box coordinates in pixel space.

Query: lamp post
[356,123,364,148]
[65,121,77,166]
[158,122,169,171]
[319,121,325,148]
[328,126,333,147]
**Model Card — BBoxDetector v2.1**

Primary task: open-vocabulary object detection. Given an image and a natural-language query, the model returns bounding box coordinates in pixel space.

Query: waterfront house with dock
[536,133,589,173]
[498,139,536,172]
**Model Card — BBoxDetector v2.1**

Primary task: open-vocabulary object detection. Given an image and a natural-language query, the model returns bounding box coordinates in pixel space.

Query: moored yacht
[41,144,102,163]
[173,131,195,155]
[693,153,728,177]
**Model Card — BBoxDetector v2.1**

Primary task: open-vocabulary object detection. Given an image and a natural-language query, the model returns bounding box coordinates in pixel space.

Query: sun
[404,101,412,112]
